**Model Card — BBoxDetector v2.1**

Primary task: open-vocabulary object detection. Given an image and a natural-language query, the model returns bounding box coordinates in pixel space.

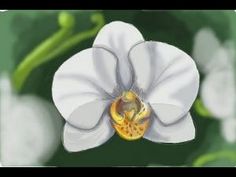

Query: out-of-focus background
[1,10,236,167]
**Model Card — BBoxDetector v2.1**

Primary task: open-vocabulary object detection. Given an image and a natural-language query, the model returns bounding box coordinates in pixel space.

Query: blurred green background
[1,10,236,167]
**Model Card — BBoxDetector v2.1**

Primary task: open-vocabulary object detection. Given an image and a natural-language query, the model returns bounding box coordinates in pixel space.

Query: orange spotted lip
[112,118,150,141]
[110,91,151,141]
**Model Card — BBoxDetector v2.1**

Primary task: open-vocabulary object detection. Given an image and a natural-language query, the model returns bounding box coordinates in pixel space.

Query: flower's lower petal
[52,47,118,120]
[143,112,195,143]
[129,41,199,123]
[1,95,62,166]
[67,100,110,129]
[201,69,235,119]
[221,118,236,143]
[150,103,186,125]
[63,114,114,152]
[93,21,144,89]
[193,29,234,74]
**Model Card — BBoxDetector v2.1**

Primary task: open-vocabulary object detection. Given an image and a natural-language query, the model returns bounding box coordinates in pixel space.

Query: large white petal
[63,114,114,152]
[129,41,199,123]
[221,118,236,143]
[93,21,144,89]
[192,28,221,73]
[67,100,110,130]
[1,95,62,166]
[201,69,236,119]
[52,47,119,120]
[144,113,195,143]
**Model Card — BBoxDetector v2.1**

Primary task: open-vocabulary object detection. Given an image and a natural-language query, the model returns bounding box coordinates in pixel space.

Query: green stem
[193,150,236,167]
[194,98,212,118]
[41,13,105,65]
[12,12,105,92]
[12,12,75,91]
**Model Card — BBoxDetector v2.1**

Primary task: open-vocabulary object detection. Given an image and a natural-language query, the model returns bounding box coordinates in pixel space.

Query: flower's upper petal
[129,41,199,124]
[221,117,236,143]
[205,46,233,73]
[67,100,110,130]
[1,95,62,166]
[52,47,118,120]
[93,21,144,89]
[63,114,114,152]
[143,112,195,143]
[192,28,221,73]
[201,69,236,119]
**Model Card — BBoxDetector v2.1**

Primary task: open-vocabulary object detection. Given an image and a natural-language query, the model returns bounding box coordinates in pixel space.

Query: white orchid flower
[0,73,62,166]
[52,21,200,152]
[193,28,236,143]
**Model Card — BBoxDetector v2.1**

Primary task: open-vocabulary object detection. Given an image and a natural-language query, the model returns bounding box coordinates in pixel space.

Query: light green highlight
[194,98,212,118]
[193,150,236,167]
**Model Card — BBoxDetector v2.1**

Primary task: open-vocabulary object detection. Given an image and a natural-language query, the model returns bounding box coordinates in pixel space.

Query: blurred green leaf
[193,151,236,167]
[187,121,236,167]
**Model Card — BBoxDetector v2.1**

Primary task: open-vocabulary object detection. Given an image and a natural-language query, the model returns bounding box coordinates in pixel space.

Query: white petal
[52,47,118,120]
[1,95,62,166]
[150,104,186,125]
[223,40,235,60]
[144,113,195,143]
[192,28,221,73]
[221,118,236,143]
[201,69,236,119]
[63,114,114,152]
[67,100,110,129]
[0,73,13,95]
[206,47,233,72]
[129,41,199,123]
[0,73,14,114]
[93,21,144,89]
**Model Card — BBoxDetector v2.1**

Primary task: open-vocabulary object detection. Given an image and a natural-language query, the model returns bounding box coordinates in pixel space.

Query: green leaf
[194,98,213,118]
[193,151,236,167]
[188,122,236,167]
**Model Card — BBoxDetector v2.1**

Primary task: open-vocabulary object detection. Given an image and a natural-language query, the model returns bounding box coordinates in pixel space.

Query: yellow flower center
[110,91,151,141]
